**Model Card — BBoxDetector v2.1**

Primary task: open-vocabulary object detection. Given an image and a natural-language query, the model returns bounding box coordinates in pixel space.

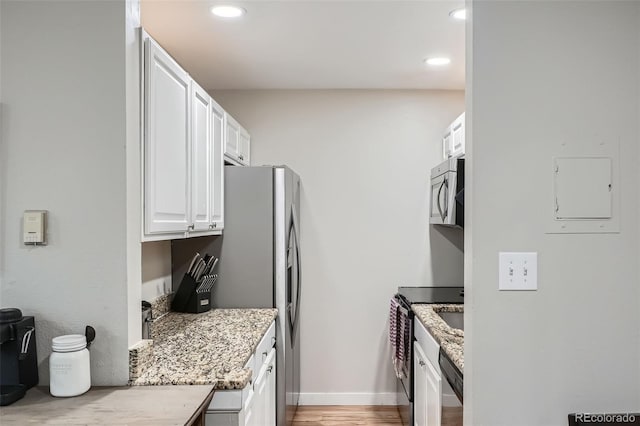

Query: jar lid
[52,334,87,352]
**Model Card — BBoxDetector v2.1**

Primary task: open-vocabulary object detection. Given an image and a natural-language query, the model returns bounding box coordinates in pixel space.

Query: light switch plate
[499,252,537,291]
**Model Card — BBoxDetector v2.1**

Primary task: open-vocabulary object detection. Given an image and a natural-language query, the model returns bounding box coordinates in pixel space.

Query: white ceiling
[141,0,465,90]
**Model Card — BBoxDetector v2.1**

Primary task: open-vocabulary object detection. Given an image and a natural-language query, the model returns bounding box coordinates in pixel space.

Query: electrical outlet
[499,252,537,291]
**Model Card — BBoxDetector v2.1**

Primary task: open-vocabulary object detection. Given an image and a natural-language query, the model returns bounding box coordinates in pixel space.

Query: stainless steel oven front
[429,157,464,227]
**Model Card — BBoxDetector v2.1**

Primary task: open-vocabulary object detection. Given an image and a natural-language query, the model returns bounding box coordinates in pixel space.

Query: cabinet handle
[267,366,273,373]
[239,154,244,160]
[209,223,217,229]
[187,224,195,231]
[419,360,426,367]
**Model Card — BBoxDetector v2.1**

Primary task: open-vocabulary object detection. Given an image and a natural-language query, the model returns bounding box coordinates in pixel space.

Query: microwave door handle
[436,179,445,221]
[442,177,449,221]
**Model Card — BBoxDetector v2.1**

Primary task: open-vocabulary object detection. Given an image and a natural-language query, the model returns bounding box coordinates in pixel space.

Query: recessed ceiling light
[449,8,466,20]
[425,57,451,66]
[211,5,246,18]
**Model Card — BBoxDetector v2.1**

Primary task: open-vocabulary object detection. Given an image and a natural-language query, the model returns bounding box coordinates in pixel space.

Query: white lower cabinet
[250,348,276,426]
[206,321,276,426]
[414,341,428,426]
[425,349,442,426]
[413,320,460,426]
[243,390,255,426]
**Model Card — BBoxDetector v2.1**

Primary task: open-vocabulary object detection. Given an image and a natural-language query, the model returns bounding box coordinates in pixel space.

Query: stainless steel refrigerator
[216,165,301,426]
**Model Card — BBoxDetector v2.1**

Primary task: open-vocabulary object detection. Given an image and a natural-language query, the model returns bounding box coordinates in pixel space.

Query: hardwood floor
[291,405,463,426]
[292,406,403,426]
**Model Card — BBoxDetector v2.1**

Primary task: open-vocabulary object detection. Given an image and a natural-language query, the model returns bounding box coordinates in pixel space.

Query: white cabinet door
[260,348,276,426]
[210,100,225,230]
[243,390,255,426]
[442,112,465,159]
[244,350,276,426]
[252,349,276,426]
[190,81,211,231]
[224,112,250,166]
[238,127,251,165]
[442,127,453,160]
[265,348,276,425]
[414,341,428,426]
[144,37,191,234]
[225,113,241,161]
[253,363,267,425]
[415,339,442,426]
[451,113,465,158]
[425,354,442,426]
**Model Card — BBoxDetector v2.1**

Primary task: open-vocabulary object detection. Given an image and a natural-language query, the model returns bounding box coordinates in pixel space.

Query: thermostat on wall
[23,210,47,245]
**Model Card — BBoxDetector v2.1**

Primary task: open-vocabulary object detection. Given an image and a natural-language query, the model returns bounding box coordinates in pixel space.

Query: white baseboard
[442,393,462,407]
[298,392,397,406]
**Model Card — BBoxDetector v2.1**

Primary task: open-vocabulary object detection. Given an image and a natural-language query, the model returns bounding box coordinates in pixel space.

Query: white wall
[213,90,464,403]
[141,241,172,302]
[125,0,143,351]
[466,1,640,424]
[0,0,138,385]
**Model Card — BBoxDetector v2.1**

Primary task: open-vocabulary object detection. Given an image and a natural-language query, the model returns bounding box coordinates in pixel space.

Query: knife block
[171,274,217,314]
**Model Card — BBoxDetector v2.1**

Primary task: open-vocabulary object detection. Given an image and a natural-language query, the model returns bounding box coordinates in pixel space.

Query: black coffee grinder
[0,308,39,406]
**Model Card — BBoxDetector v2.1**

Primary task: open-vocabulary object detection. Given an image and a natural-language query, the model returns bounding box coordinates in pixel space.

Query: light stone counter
[412,304,464,372]
[130,308,277,389]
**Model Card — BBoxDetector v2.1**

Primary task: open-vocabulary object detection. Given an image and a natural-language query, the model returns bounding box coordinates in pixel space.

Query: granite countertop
[130,308,277,389]
[412,304,464,372]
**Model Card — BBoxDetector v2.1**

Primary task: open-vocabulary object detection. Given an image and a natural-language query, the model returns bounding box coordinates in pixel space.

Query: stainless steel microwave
[429,157,465,227]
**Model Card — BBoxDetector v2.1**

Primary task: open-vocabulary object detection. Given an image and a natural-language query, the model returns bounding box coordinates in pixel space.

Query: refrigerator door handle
[291,203,302,342]
[286,207,296,340]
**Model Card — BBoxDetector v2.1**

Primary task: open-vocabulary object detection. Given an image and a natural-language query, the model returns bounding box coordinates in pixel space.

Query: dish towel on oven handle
[389,297,410,379]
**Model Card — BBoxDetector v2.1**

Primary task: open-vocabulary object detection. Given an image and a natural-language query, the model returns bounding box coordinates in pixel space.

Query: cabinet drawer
[253,321,276,381]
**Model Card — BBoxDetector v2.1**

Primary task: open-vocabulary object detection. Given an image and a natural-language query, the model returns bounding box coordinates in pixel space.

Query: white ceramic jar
[49,334,91,397]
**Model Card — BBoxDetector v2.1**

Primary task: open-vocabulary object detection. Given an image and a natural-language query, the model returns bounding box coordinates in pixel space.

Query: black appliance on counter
[394,286,464,426]
[0,308,39,406]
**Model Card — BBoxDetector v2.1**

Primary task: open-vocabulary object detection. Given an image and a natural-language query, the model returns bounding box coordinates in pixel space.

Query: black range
[396,286,464,306]
[394,286,464,426]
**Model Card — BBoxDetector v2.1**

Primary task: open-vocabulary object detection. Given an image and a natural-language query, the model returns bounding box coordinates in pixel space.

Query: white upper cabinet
[442,112,465,159]
[144,37,191,235]
[190,81,212,231]
[143,33,229,240]
[239,127,251,165]
[225,113,251,166]
[210,99,225,230]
